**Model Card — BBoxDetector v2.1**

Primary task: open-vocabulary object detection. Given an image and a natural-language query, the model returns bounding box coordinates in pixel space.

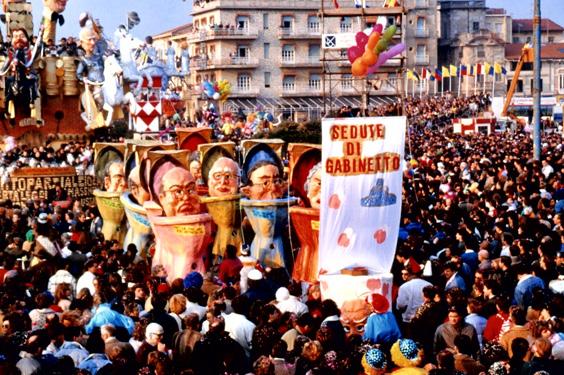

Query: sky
[23,0,564,40]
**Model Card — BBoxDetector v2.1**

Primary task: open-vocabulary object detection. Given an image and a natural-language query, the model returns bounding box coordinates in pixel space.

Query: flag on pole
[460,65,468,76]
[434,68,442,81]
[483,62,491,76]
[494,62,502,74]
[469,65,475,76]
[476,63,482,76]
[488,64,495,76]
[421,68,427,80]
[442,66,450,78]
[501,66,507,75]
[406,69,414,80]
[450,64,458,77]
[412,70,421,81]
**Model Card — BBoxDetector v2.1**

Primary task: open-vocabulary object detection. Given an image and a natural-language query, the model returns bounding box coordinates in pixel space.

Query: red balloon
[347,46,363,64]
[355,32,369,49]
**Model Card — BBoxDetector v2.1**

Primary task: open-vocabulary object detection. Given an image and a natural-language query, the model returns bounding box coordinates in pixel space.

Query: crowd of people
[0,92,562,375]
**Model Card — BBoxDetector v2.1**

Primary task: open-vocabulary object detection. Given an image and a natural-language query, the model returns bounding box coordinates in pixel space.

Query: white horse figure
[114,27,169,92]
[81,54,136,129]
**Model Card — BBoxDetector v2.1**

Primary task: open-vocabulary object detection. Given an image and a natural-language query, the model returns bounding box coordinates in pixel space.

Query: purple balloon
[366,43,405,75]
[347,46,363,64]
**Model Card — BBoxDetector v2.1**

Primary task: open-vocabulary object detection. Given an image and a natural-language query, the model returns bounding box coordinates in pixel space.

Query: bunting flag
[333,0,340,8]
[484,62,491,76]
[460,65,468,76]
[494,62,502,74]
[442,66,450,78]
[412,70,420,81]
[449,64,458,77]
[421,68,427,80]
[469,65,475,76]
[488,64,495,76]
[406,69,414,80]
[434,68,442,81]
[475,63,482,76]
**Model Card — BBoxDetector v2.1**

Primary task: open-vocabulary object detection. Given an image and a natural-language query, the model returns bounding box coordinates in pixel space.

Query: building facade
[512,18,564,44]
[151,0,440,118]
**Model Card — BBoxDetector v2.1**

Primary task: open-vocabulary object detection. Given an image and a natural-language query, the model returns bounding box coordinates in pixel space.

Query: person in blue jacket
[363,293,401,350]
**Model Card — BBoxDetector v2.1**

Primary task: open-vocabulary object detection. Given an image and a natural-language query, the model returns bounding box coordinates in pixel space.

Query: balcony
[281,84,322,97]
[190,56,259,71]
[280,56,322,68]
[186,27,258,42]
[277,27,322,40]
[231,87,260,97]
[414,55,430,65]
[414,28,429,38]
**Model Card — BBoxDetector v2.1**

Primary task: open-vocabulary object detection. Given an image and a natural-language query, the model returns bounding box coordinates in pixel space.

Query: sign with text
[319,116,406,274]
[1,167,100,206]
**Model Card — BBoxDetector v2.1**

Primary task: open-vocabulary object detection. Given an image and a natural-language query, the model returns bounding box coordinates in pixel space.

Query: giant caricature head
[79,27,99,56]
[158,167,200,216]
[128,166,150,205]
[340,299,374,337]
[208,157,239,197]
[304,162,322,209]
[189,159,202,184]
[104,161,127,193]
[241,161,287,200]
[44,0,68,13]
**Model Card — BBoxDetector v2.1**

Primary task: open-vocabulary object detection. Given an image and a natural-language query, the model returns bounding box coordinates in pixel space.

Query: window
[473,22,480,32]
[194,20,200,29]
[209,16,215,26]
[341,74,353,90]
[282,76,295,92]
[530,79,543,93]
[208,45,215,59]
[415,0,427,6]
[508,79,524,93]
[264,72,271,88]
[282,45,295,62]
[236,16,250,30]
[308,16,320,33]
[494,23,502,34]
[264,43,270,59]
[237,74,251,91]
[416,17,425,31]
[386,17,395,27]
[512,37,520,43]
[559,73,564,91]
[308,44,320,62]
[340,17,352,32]
[415,45,427,64]
[282,16,294,29]
[477,46,485,58]
[237,45,249,58]
[548,36,555,43]
[263,13,269,30]
[309,74,321,91]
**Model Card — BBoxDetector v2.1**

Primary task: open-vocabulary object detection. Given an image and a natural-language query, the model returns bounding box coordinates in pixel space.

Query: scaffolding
[319,0,407,116]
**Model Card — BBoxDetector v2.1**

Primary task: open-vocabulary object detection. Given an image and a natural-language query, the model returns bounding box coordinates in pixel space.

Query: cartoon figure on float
[1,26,44,121]
[288,144,322,283]
[199,143,242,263]
[41,0,68,44]
[340,298,374,338]
[92,143,127,244]
[120,141,176,259]
[141,151,212,281]
[240,140,297,270]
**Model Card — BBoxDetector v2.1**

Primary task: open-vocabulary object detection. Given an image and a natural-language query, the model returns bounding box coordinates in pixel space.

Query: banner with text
[319,117,406,274]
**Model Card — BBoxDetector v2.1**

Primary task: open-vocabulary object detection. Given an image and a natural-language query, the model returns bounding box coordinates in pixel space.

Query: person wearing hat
[390,338,425,375]
[275,285,308,317]
[136,322,167,366]
[363,294,401,349]
[362,348,388,375]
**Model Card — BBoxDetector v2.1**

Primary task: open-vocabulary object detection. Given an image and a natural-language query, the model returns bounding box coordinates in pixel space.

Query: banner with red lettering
[319,117,406,274]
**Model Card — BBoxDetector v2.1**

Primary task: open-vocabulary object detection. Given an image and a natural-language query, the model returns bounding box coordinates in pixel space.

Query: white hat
[275,287,290,302]
[248,269,263,281]
[145,322,164,337]
[38,213,49,224]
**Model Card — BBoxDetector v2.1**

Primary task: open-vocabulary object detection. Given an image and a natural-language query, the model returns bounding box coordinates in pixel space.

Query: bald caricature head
[208,157,240,197]
[158,167,200,216]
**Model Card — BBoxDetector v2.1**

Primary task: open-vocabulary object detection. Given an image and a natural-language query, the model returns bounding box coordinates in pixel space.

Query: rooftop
[153,23,192,39]
[505,42,564,60]
[486,8,506,15]
[512,18,564,33]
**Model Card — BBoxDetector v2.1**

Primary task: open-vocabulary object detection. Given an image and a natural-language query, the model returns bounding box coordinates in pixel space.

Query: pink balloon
[373,24,383,34]
[355,32,369,49]
[366,43,406,74]
[347,46,363,64]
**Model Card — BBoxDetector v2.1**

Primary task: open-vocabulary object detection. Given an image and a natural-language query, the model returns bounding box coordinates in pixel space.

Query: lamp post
[532,0,541,161]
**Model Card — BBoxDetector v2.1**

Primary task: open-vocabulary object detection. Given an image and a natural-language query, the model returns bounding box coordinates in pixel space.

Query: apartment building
[152,0,438,118]
[512,18,564,44]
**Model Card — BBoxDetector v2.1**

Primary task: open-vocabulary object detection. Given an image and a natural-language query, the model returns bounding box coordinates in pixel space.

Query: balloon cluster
[202,79,232,102]
[347,24,406,77]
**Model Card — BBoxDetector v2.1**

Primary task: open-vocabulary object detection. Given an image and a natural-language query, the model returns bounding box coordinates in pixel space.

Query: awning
[223,95,397,113]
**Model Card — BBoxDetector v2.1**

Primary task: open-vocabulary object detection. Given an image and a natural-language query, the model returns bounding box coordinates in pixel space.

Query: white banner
[319,117,406,274]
